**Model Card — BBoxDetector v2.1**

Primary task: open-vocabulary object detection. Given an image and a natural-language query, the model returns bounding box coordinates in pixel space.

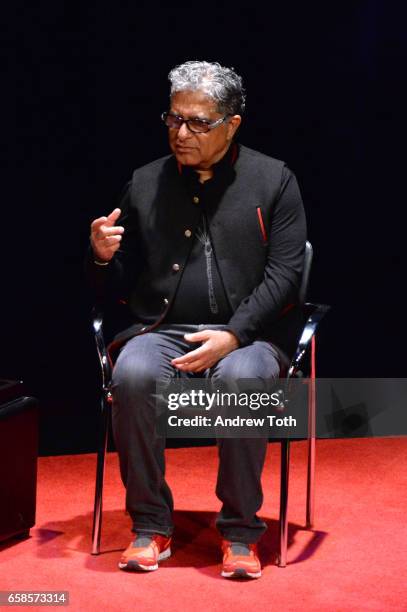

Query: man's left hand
[171,330,239,373]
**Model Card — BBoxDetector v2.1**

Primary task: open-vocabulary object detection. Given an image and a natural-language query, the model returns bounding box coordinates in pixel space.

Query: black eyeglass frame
[161,111,230,133]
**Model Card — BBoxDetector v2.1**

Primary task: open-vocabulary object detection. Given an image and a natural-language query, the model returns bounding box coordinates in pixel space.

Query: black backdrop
[2,2,406,454]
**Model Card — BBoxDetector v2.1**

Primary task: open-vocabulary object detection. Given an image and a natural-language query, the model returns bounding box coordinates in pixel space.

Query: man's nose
[177,122,191,140]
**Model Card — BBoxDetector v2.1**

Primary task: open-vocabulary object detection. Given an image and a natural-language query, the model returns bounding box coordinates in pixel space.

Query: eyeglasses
[161,111,229,134]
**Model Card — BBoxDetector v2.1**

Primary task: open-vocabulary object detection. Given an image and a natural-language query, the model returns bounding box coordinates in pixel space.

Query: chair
[90,241,329,567]
[278,242,330,566]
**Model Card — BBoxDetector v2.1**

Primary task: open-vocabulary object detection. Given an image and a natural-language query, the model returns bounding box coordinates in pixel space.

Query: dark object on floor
[0,379,39,544]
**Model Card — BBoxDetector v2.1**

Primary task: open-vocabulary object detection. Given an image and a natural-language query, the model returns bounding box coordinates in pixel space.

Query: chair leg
[306,434,316,529]
[278,438,290,567]
[91,392,111,555]
[306,336,316,529]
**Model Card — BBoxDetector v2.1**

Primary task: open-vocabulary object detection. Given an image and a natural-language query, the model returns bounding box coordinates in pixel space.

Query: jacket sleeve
[84,180,141,304]
[226,165,307,346]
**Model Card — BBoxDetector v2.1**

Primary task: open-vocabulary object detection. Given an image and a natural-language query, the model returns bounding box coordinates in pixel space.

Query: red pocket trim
[280,303,295,316]
[256,207,268,243]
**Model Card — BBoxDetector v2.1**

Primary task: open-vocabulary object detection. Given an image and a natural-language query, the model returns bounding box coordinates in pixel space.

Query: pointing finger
[106,208,122,225]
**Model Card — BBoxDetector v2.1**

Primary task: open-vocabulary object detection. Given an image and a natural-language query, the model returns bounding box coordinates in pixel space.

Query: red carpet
[1,438,407,611]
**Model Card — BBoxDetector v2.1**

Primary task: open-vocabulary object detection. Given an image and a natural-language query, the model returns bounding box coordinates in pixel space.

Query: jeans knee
[211,362,262,391]
[211,356,279,394]
[112,355,161,401]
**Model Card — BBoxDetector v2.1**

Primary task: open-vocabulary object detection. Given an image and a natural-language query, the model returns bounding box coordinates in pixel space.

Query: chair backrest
[298,241,313,305]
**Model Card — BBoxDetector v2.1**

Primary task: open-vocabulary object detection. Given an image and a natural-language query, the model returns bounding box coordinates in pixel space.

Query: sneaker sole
[221,568,261,579]
[118,547,171,571]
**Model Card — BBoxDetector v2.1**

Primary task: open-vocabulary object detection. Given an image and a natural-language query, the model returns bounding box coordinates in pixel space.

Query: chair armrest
[91,307,113,393]
[287,302,330,379]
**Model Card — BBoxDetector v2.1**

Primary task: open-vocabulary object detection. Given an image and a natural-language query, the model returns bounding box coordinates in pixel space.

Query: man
[86,60,306,578]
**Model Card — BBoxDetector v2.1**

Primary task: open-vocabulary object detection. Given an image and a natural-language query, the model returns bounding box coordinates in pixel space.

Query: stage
[1,438,406,611]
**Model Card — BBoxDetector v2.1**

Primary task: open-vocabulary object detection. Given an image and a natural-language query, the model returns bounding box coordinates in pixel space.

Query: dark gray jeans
[111,324,281,544]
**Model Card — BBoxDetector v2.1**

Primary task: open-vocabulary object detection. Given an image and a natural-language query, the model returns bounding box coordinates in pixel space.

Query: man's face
[168,90,241,170]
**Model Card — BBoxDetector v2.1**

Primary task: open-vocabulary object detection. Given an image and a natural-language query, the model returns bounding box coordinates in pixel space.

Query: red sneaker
[118,534,172,571]
[221,540,262,579]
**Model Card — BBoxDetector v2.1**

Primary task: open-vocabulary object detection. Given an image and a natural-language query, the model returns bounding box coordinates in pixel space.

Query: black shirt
[166,146,238,323]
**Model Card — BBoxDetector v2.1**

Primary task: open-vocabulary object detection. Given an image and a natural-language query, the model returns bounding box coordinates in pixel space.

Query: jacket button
[184,229,192,238]
[163,298,169,305]
[193,196,200,204]
[172,263,180,272]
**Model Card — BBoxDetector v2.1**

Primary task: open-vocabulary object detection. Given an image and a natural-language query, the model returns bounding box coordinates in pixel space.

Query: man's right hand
[90,208,124,263]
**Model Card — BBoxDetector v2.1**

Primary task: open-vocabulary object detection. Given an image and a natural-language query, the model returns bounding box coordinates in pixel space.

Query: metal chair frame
[90,241,329,567]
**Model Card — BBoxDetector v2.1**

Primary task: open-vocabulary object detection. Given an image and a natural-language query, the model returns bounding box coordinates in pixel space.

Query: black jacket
[85,144,307,359]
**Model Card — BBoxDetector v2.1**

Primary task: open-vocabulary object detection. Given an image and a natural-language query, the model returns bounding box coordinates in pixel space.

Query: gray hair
[168,60,246,115]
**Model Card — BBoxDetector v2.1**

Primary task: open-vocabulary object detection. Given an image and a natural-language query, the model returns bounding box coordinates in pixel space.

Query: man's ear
[227,114,242,140]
